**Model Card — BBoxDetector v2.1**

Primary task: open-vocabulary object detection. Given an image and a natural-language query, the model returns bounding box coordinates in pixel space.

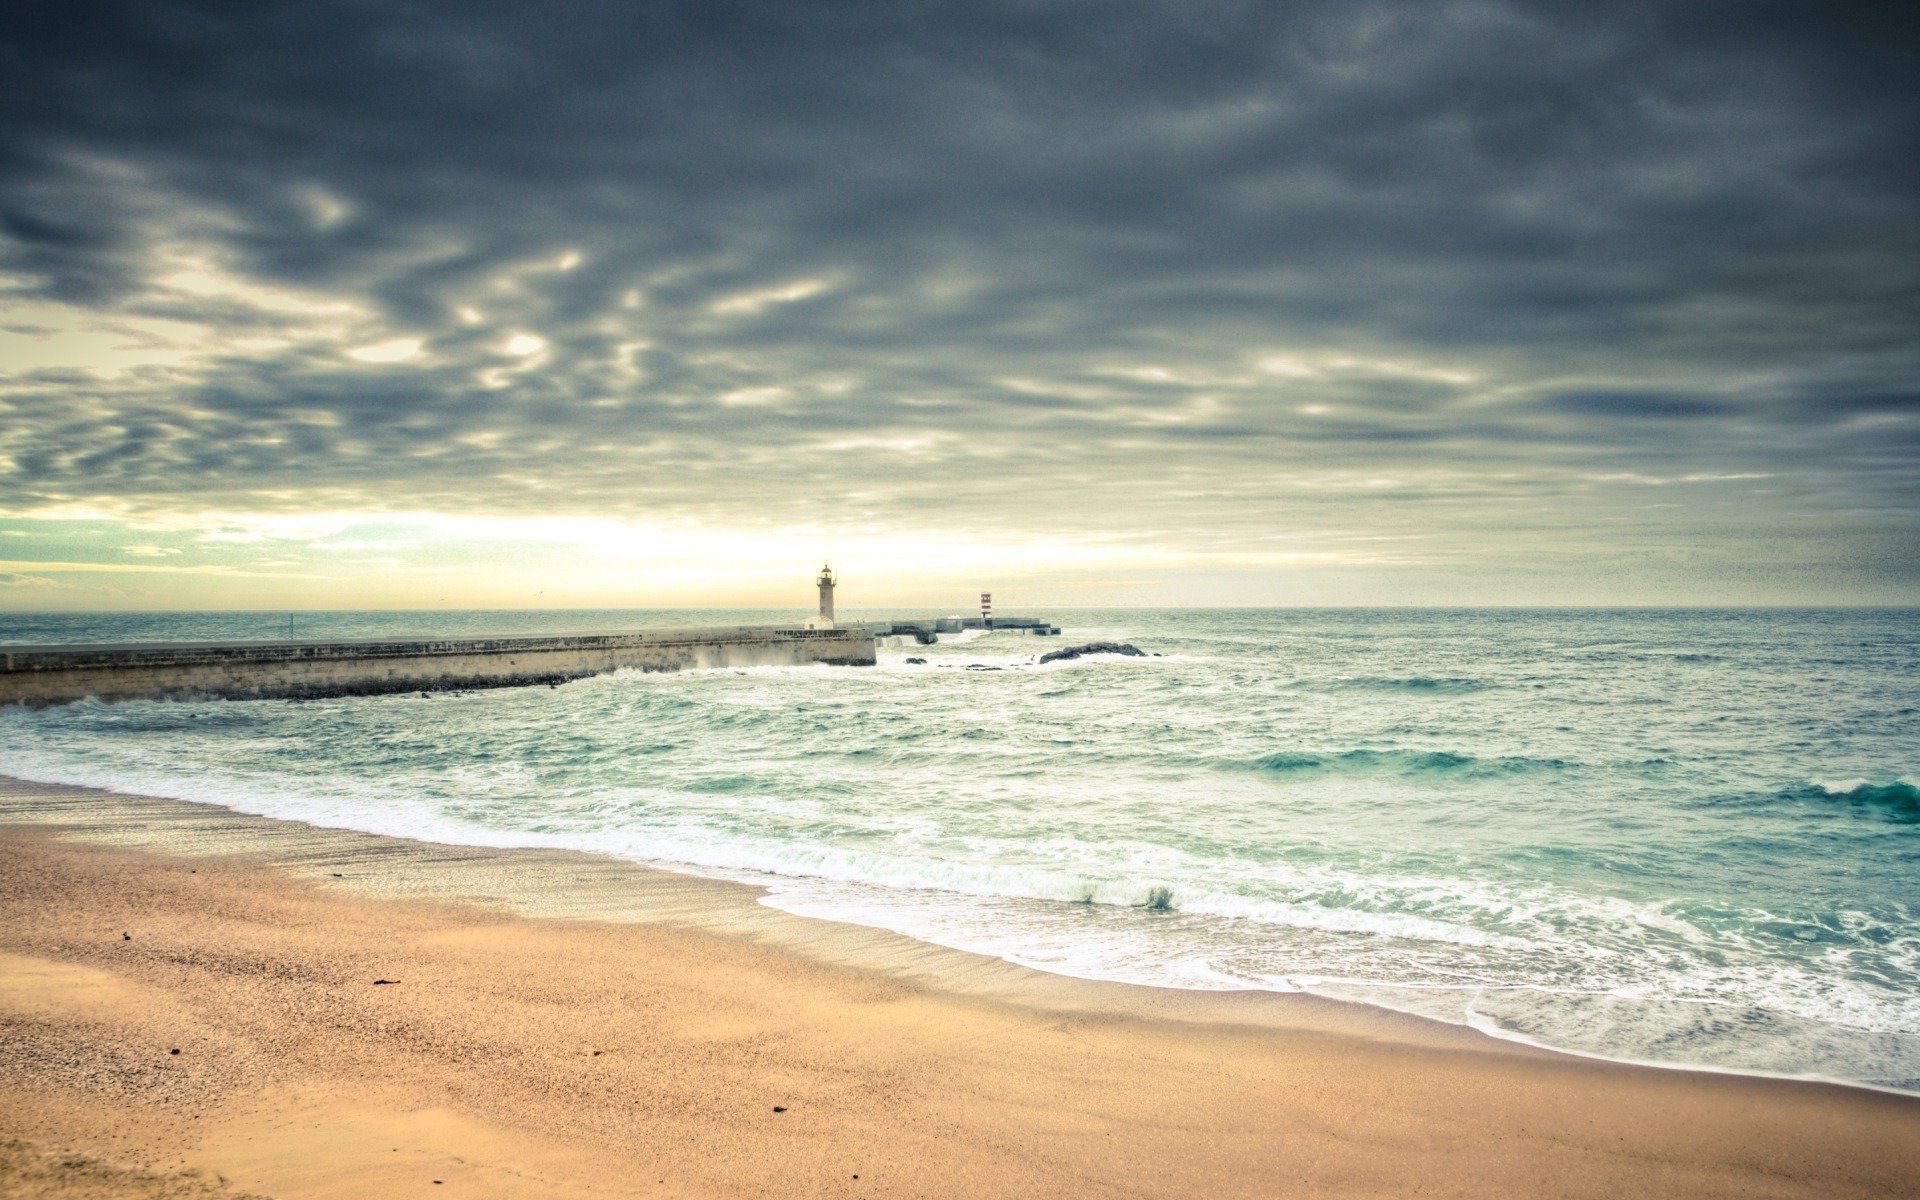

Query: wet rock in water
[1038,642,1147,664]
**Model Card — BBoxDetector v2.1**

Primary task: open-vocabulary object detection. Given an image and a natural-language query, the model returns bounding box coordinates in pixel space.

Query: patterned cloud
[0,1,1915,603]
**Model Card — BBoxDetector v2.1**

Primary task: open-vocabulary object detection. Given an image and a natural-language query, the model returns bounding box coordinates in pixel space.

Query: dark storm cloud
[0,0,1916,581]
[1538,390,1732,420]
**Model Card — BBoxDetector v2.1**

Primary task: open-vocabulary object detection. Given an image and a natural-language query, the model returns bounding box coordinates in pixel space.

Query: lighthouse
[815,564,837,628]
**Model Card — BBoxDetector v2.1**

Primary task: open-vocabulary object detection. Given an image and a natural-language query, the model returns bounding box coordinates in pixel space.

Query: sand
[1,778,1916,1199]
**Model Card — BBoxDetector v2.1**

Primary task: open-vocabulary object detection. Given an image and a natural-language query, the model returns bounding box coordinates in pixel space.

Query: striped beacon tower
[981,591,992,629]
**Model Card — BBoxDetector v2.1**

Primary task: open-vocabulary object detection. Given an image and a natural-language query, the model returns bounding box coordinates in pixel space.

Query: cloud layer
[1,1,1916,603]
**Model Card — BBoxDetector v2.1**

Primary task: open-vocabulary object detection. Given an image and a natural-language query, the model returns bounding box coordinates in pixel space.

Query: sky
[1,0,1916,611]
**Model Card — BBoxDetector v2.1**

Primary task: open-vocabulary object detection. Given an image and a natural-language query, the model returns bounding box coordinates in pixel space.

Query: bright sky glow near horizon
[1,2,1916,611]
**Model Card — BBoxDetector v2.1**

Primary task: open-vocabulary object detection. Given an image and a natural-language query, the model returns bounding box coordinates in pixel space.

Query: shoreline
[3,775,1918,1197]
[0,774,1523,1058]
[1,770,1912,1098]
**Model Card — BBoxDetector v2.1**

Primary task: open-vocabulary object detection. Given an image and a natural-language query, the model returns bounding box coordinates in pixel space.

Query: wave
[1798,778,1920,822]
[1574,650,1727,664]
[1292,675,1491,694]
[0,742,1526,950]
[10,735,1920,1091]
[1242,748,1570,777]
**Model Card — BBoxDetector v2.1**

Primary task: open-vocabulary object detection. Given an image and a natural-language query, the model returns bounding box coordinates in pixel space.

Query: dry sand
[1,777,1917,1199]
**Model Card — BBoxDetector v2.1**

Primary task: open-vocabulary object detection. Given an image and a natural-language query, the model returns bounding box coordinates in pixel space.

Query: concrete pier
[875,616,1059,643]
[0,625,877,706]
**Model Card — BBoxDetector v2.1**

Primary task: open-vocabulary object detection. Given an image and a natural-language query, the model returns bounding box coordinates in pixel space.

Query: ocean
[3,607,1916,1091]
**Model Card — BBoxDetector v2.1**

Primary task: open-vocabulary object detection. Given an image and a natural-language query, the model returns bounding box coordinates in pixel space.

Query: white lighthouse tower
[813,564,837,629]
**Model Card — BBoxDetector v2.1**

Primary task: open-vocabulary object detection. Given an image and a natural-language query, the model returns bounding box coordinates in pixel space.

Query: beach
[2,777,1916,1199]
[10,609,1917,1091]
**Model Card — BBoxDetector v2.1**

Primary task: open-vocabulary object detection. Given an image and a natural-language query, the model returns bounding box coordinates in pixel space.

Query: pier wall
[0,626,876,706]
[875,615,1058,642]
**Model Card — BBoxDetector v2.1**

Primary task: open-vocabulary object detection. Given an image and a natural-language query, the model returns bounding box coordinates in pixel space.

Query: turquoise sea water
[3,608,1917,1090]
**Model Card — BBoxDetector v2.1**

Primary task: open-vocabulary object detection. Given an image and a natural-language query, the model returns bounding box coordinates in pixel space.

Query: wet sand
[2,776,1917,1198]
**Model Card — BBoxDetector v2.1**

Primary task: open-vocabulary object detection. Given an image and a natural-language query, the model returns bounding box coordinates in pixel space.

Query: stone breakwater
[0,625,877,706]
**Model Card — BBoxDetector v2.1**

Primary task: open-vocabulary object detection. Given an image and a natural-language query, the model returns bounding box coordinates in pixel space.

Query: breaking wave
[1797,778,1920,822]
